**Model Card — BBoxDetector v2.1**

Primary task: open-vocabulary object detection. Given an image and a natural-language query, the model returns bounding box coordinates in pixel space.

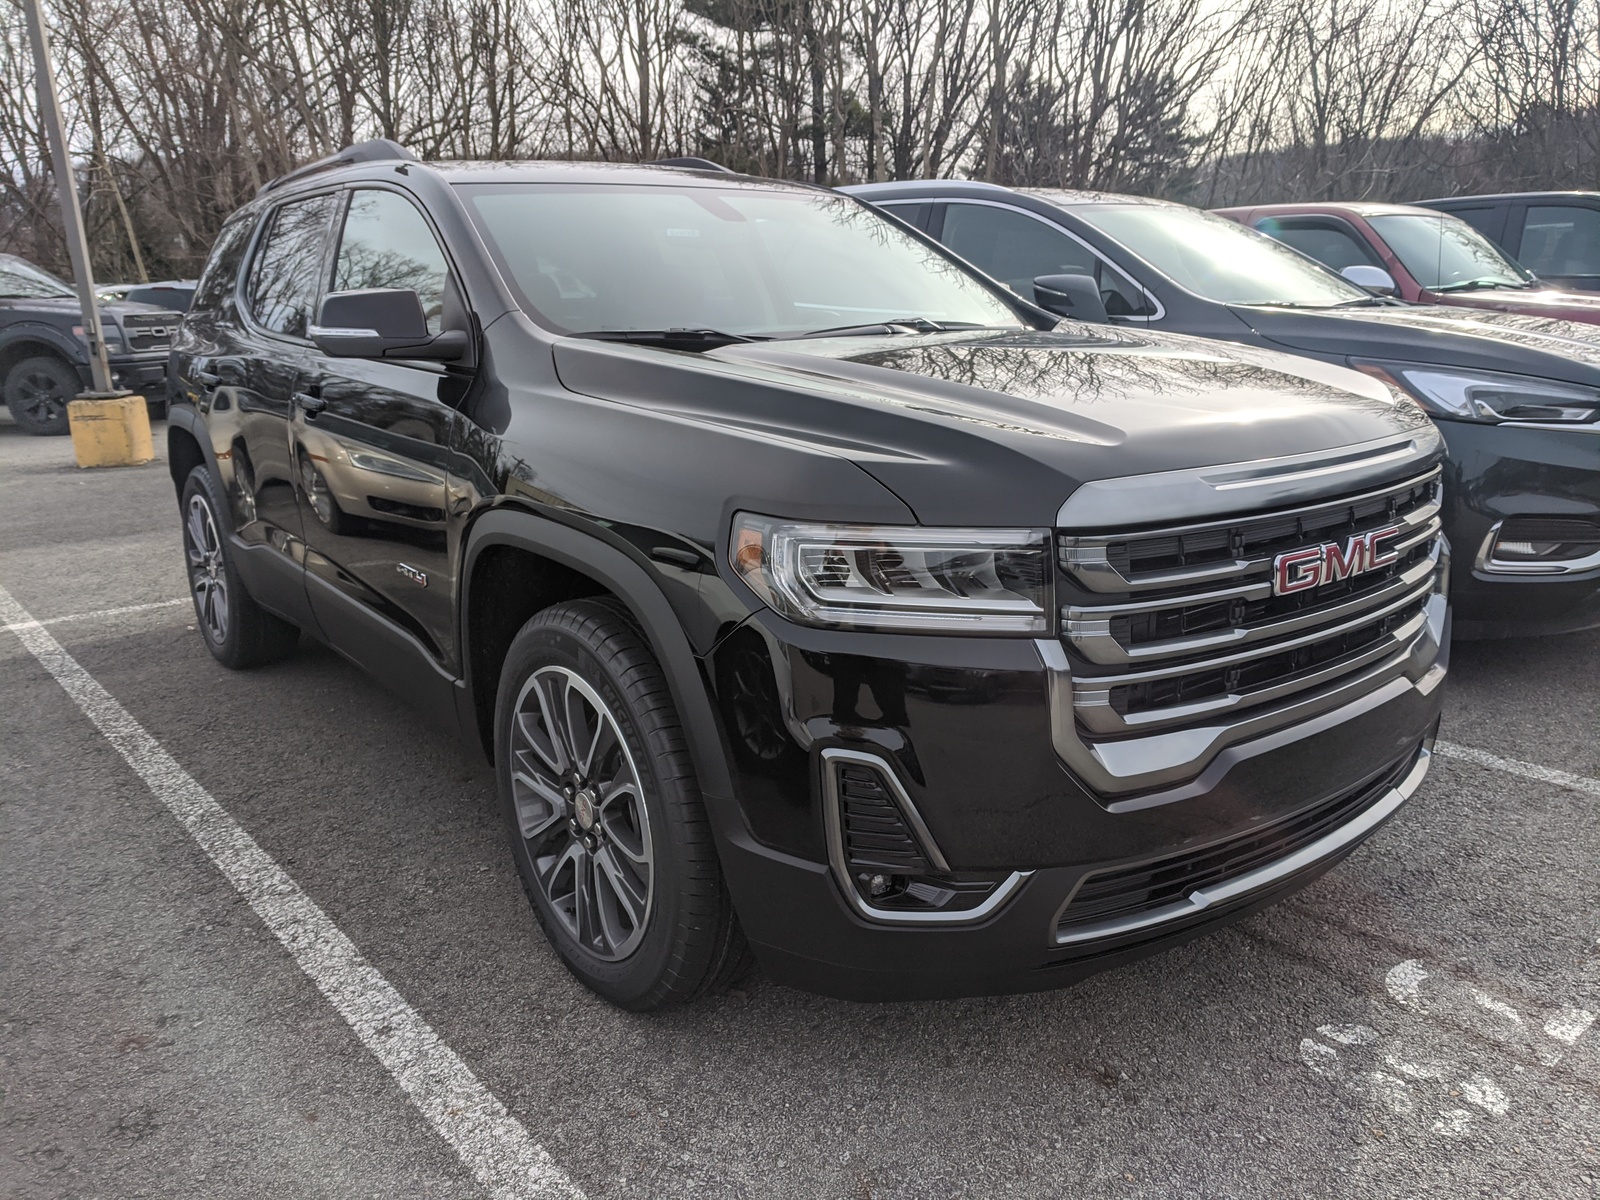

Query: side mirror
[1032,274,1109,324]
[310,288,467,360]
[1340,265,1398,296]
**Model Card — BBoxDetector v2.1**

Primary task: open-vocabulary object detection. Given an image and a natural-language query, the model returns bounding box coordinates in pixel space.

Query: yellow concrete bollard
[67,394,154,468]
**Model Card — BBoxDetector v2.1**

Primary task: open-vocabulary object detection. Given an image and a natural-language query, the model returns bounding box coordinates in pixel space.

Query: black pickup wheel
[4,355,76,436]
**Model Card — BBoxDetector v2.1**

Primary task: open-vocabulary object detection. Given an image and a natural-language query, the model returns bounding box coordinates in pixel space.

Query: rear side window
[247,193,339,338]
[940,202,1153,317]
[191,213,256,314]
[1257,218,1382,272]
[1520,205,1600,278]
[333,189,450,334]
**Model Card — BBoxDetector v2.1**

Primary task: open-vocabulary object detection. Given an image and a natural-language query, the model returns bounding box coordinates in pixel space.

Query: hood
[1434,287,1600,328]
[0,295,179,322]
[1240,302,1600,383]
[552,326,1435,526]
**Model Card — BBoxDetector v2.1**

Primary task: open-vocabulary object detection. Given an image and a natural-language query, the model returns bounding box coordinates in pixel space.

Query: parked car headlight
[731,514,1050,633]
[71,323,123,352]
[1357,362,1600,424]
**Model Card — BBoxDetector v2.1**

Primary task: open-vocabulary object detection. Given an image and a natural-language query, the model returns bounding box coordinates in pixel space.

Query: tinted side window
[874,201,932,231]
[192,212,257,314]
[941,202,1152,316]
[334,190,451,333]
[247,193,339,338]
[1258,218,1381,271]
[1448,206,1499,240]
[1520,205,1600,278]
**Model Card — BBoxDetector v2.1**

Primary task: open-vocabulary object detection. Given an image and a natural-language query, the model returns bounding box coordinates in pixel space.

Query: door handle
[295,392,327,417]
[193,369,221,386]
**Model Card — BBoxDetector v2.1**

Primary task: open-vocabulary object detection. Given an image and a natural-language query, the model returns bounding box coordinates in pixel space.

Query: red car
[1215,201,1600,326]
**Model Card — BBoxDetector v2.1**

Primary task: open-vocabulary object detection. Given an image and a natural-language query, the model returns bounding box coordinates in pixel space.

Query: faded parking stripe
[0,584,585,1200]
[1434,740,1600,798]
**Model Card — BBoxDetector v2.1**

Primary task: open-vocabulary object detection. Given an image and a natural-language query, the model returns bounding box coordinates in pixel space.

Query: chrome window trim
[1050,738,1434,946]
[1474,519,1600,575]
[934,197,1166,323]
[1055,432,1442,529]
[819,747,1030,925]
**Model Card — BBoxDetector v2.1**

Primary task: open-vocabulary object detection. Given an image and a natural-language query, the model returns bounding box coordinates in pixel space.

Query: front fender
[1,322,89,369]
[460,507,738,804]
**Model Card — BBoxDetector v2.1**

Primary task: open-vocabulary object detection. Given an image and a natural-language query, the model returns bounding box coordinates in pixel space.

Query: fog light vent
[837,763,932,875]
[1481,517,1600,574]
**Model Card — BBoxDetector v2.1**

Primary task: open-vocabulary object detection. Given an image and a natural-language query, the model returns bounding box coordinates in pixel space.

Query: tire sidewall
[495,614,694,1007]
[180,466,245,665]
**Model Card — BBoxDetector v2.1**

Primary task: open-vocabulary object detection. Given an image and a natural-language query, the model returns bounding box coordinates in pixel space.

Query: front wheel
[4,355,77,435]
[496,599,748,1009]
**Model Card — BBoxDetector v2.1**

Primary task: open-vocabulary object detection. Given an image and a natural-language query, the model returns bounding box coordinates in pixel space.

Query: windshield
[1073,204,1372,308]
[1367,213,1535,291]
[457,183,1024,337]
[0,257,74,300]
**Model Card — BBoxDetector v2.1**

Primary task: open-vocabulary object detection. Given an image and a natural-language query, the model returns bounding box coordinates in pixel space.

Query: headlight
[1357,362,1600,424]
[71,323,123,352]
[731,514,1050,633]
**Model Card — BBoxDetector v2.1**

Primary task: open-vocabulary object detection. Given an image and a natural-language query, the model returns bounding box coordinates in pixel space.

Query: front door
[293,185,474,712]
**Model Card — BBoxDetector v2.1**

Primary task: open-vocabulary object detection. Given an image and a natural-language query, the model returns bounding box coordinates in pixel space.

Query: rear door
[294,185,474,703]
[226,192,341,558]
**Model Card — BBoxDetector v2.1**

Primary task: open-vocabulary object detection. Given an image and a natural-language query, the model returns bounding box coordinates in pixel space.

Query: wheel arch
[0,333,85,384]
[461,508,736,802]
[165,405,224,507]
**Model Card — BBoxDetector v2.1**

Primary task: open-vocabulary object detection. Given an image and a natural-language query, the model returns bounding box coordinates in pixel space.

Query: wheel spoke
[511,752,567,842]
[561,678,597,775]
[594,845,647,948]
[579,710,618,779]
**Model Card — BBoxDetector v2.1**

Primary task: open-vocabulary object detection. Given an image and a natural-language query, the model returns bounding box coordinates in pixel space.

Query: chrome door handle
[295,392,327,417]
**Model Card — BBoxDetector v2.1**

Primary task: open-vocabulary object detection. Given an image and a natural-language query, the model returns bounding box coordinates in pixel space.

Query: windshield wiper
[1434,278,1528,293]
[572,327,765,350]
[791,317,986,339]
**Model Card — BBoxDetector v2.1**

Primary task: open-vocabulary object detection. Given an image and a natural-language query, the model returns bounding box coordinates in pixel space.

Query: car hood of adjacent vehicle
[552,325,1434,527]
[1433,287,1600,327]
[1239,302,1600,382]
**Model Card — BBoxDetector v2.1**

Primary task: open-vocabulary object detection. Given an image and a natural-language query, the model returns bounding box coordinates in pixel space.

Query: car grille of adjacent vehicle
[119,312,179,352]
[835,761,933,875]
[1055,747,1416,937]
[1057,468,1442,739]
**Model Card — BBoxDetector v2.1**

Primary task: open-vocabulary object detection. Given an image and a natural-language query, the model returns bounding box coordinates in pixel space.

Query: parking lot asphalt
[2,414,1597,1200]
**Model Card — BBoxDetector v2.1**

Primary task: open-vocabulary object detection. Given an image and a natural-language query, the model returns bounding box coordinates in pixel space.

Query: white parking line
[0,584,585,1200]
[0,597,188,632]
[1434,740,1600,799]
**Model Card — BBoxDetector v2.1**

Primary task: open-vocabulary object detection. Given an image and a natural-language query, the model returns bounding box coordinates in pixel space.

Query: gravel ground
[2,414,1596,1200]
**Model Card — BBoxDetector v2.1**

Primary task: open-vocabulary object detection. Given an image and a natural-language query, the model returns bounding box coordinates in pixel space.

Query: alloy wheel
[14,367,69,424]
[184,493,229,644]
[510,666,655,961]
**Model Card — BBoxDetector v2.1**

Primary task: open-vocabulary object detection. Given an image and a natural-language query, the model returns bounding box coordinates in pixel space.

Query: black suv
[846,181,1600,638]
[168,142,1448,1008]
[0,254,180,434]
[1417,192,1600,293]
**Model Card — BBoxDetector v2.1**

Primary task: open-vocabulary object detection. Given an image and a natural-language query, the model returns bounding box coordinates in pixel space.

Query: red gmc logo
[1272,526,1402,596]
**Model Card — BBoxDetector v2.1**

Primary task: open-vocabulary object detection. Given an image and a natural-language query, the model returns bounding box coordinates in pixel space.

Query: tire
[4,354,77,435]
[495,598,749,1009]
[179,465,300,669]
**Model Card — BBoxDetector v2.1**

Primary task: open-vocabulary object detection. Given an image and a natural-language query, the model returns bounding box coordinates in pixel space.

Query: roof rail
[646,156,735,174]
[259,138,418,195]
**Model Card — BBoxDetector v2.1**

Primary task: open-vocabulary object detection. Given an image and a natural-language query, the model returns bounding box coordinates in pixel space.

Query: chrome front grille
[1057,468,1443,740]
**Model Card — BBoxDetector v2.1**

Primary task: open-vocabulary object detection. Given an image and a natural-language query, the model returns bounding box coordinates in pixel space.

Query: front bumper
[704,597,1448,1001]
[1438,420,1600,638]
[107,352,169,393]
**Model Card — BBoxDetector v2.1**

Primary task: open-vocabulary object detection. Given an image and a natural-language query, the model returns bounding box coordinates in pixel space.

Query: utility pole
[22,0,120,396]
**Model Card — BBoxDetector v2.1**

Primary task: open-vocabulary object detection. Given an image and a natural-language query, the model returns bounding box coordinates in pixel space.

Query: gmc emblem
[1272,526,1402,596]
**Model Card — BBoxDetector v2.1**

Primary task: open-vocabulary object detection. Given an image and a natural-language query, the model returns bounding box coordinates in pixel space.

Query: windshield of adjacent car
[457,182,1025,337]
[1367,213,1535,291]
[1072,203,1373,307]
[0,257,75,300]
